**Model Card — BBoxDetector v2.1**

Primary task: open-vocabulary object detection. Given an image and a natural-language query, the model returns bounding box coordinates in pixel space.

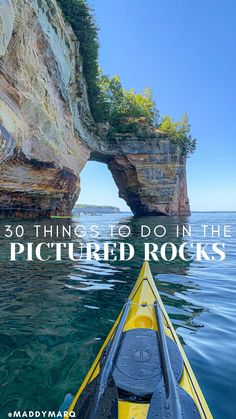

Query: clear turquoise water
[0,212,235,418]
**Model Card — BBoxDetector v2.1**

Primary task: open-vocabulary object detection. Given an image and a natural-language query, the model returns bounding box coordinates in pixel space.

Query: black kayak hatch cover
[112,328,183,398]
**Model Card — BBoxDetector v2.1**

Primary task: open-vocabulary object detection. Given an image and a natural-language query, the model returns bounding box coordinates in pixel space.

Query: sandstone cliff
[0,0,190,217]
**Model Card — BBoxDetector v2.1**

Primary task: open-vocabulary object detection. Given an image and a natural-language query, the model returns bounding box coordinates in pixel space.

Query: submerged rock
[0,0,190,217]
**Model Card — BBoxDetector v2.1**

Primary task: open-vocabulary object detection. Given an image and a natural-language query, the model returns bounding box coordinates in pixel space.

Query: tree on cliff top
[97,73,159,128]
[97,74,196,156]
[159,113,197,156]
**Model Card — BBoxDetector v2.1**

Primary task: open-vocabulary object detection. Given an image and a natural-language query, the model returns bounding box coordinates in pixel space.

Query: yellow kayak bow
[66,261,212,419]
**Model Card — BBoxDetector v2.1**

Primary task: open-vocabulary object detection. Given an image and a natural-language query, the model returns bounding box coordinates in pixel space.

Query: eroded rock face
[110,156,189,216]
[0,0,190,217]
[91,130,190,216]
[0,0,92,216]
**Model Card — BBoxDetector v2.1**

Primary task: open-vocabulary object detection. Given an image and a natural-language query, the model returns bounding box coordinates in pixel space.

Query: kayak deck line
[86,300,132,418]
[65,261,213,419]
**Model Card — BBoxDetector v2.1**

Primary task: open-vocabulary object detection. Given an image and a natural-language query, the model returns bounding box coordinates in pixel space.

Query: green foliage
[56,0,100,118]
[96,73,159,130]
[158,113,196,157]
[56,0,196,156]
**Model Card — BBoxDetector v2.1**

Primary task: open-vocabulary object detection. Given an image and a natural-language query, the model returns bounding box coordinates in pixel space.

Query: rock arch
[89,131,190,217]
[0,0,190,218]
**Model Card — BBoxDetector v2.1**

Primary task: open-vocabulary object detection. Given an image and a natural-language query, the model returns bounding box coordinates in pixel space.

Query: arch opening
[77,161,130,212]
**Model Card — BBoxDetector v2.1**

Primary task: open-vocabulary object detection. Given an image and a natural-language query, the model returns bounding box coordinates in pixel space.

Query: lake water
[0,212,235,418]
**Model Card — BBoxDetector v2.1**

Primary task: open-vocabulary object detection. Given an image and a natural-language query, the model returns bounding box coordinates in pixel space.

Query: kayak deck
[66,262,212,418]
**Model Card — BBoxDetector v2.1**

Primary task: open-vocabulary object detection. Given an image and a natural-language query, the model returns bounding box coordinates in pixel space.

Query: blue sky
[79,0,236,211]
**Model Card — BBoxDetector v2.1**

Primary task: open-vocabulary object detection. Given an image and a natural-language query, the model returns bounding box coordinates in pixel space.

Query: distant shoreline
[74,204,121,214]
[73,209,236,215]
